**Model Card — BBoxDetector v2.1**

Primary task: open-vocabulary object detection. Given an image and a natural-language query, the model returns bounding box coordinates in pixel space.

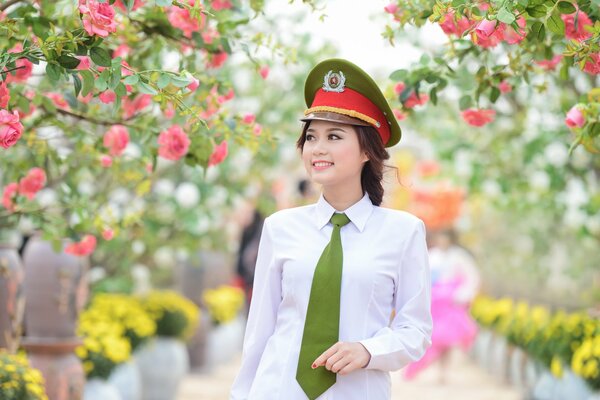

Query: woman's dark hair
[296,122,390,206]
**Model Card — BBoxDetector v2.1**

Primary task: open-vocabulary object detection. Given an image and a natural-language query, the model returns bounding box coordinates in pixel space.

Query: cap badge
[323,70,345,93]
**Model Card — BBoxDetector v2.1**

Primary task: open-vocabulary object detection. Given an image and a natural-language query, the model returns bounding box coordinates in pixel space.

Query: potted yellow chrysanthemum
[0,351,48,400]
[136,290,199,400]
[572,335,600,399]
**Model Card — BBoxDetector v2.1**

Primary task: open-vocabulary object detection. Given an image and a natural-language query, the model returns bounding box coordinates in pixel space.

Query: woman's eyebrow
[306,127,348,133]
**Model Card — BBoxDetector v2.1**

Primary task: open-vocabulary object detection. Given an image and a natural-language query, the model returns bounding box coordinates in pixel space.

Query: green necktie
[296,212,351,400]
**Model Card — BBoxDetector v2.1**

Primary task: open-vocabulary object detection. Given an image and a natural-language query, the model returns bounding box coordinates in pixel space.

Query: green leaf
[476,66,487,79]
[459,95,472,110]
[497,8,516,24]
[559,61,569,80]
[389,69,408,81]
[517,0,529,6]
[89,47,111,67]
[122,74,139,85]
[529,21,546,41]
[80,70,95,97]
[490,86,501,103]
[57,54,80,69]
[546,14,565,35]
[169,75,193,88]
[526,5,548,17]
[557,1,576,13]
[430,87,438,105]
[157,73,172,89]
[589,122,600,138]
[46,63,62,83]
[110,68,122,90]
[114,82,127,98]
[137,81,158,95]
[95,70,108,91]
[72,74,82,98]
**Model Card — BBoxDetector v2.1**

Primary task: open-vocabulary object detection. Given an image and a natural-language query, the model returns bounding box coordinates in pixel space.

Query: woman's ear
[362,152,369,163]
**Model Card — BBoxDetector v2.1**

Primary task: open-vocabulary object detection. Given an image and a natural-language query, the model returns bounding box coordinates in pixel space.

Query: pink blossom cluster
[79,0,118,37]
[65,235,97,256]
[158,125,191,161]
[1,167,47,212]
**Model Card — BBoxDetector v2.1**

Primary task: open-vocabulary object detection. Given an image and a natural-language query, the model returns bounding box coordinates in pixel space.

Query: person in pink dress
[403,228,480,383]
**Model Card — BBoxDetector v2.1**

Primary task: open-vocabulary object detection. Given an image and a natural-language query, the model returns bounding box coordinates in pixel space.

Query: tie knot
[330,213,350,227]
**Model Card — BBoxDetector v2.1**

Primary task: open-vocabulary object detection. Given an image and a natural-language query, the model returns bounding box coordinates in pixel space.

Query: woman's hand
[312,341,371,375]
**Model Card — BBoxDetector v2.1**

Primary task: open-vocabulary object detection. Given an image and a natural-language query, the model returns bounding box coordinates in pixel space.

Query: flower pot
[558,367,593,400]
[177,250,233,306]
[0,243,25,352]
[22,235,88,338]
[135,337,189,400]
[205,314,245,367]
[108,359,142,400]
[84,378,122,400]
[532,365,561,400]
[490,334,509,381]
[508,346,527,389]
[186,309,213,372]
[474,328,493,370]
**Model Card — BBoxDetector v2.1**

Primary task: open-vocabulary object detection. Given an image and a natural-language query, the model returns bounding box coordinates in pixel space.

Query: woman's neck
[322,185,364,211]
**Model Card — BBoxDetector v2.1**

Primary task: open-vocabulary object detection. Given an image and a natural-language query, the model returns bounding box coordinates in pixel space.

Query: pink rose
[99,90,116,104]
[498,81,512,93]
[475,19,497,37]
[404,92,429,108]
[562,10,592,42]
[158,125,190,161]
[18,167,46,200]
[253,123,262,136]
[242,114,255,124]
[2,182,18,212]
[207,51,228,69]
[208,140,228,166]
[103,125,129,156]
[503,17,526,45]
[187,77,200,92]
[583,53,600,76]
[384,3,398,14]
[535,55,563,70]
[565,105,585,128]
[201,27,220,44]
[461,108,496,127]
[78,93,94,104]
[102,228,114,241]
[65,235,97,256]
[394,82,406,95]
[113,44,131,59]
[47,92,70,110]
[439,11,473,37]
[5,44,33,83]
[393,109,407,121]
[211,0,232,10]
[472,21,504,48]
[79,0,118,37]
[259,65,269,79]
[0,109,24,149]
[168,0,205,38]
[76,56,91,70]
[123,94,152,119]
[0,81,9,108]
[101,155,113,167]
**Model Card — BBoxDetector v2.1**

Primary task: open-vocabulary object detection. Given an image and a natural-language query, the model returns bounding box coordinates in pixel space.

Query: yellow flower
[551,356,563,378]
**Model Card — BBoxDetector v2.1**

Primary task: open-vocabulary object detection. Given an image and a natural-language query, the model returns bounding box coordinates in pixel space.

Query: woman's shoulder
[264,204,316,226]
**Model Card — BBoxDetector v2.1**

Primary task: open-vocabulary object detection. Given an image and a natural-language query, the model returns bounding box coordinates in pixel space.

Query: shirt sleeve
[230,217,281,399]
[359,219,433,371]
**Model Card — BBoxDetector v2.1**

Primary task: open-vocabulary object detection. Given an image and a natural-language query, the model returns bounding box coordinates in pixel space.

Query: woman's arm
[359,219,433,371]
[230,217,282,399]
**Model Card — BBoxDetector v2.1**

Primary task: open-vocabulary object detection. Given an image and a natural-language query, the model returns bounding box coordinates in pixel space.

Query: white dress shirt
[230,193,432,400]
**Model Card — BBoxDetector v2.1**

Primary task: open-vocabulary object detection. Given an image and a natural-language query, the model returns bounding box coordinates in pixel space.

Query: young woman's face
[301,120,368,189]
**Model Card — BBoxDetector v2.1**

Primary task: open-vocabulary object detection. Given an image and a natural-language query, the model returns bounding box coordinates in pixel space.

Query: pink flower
[207,51,228,69]
[187,77,200,92]
[253,123,262,136]
[503,17,526,45]
[158,125,190,161]
[535,55,563,70]
[79,0,117,37]
[123,94,152,119]
[76,56,91,70]
[2,183,18,212]
[5,44,33,83]
[18,168,46,200]
[201,27,220,44]
[498,80,512,93]
[0,109,23,149]
[146,162,153,173]
[78,92,94,104]
[211,0,232,10]
[472,21,504,48]
[461,108,496,127]
[394,82,406,95]
[113,44,131,59]
[168,0,204,38]
[114,0,144,12]
[259,65,269,79]
[47,93,70,110]
[384,3,398,14]
[404,92,429,108]
[565,105,585,128]
[475,19,497,37]
[208,140,228,166]
[164,103,176,119]
[65,235,97,256]
[439,11,473,37]
[242,114,255,124]
[583,53,600,75]
[0,81,9,108]
[99,90,116,104]
[102,228,114,241]
[393,109,407,121]
[103,125,129,156]
[562,10,593,42]
[100,155,113,167]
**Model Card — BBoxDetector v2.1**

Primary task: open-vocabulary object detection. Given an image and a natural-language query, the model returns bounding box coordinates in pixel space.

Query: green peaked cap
[303,58,401,148]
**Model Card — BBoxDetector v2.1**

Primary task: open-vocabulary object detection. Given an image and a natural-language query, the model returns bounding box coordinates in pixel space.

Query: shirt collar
[315,192,374,232]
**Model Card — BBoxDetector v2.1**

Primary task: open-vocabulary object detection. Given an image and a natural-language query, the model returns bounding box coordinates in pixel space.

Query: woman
[230,58,432,400]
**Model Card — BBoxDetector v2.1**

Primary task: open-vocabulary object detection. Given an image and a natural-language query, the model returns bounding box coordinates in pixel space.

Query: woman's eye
[305,134,314,141]
[329,134,341,140]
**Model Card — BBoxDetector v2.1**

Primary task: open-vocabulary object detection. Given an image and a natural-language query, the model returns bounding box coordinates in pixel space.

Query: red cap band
[305,88,390,145]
